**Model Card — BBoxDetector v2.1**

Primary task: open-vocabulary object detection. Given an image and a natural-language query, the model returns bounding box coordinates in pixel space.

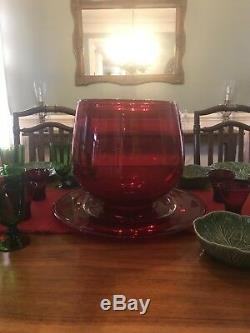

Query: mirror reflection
[82,8,177,76]
[72,0,186,85]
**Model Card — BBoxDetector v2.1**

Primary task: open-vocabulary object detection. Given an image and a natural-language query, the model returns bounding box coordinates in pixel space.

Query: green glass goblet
[0,174,30,252]
[50,143,77,189]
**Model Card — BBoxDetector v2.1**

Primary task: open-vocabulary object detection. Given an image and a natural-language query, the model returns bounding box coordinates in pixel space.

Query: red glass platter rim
[53,189,206,239]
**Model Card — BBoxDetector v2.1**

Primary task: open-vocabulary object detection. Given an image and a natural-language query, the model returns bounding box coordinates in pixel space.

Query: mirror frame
[71,0,187,85]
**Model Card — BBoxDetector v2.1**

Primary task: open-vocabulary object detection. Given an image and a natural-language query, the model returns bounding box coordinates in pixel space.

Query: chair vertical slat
[13,114,20,146]
[238,128,244,162]
[38,129,45,161]
[225,125,237,161]
[226,125,236,161]
[224,132,229,161]
[48,127,54,143]
[208,132,214,165]
[59,129,64,162]
[28,133,36,162]
[66,143,71,165]
[48,127,54,162]
[193,113,201,165]
[218,128,223,162]
[59,128,64,144]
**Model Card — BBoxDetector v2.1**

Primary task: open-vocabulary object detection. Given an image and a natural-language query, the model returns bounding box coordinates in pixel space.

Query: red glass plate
[53,189,206,239]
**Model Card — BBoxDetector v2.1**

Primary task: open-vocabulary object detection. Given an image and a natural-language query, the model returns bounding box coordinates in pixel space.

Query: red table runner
[1,188,74,234]
[192,189,250,216]
[2,188,250,234]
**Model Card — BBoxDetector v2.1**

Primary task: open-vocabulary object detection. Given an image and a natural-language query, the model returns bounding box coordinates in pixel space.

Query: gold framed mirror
[71,0,186,85]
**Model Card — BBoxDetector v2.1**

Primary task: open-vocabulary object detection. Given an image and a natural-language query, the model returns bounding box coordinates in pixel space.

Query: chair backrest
[13,105,75,162]
[193,104,250,165]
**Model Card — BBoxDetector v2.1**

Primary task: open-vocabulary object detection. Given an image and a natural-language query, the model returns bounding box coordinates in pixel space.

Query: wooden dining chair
[13,105,75,162]
[193,104,250,165]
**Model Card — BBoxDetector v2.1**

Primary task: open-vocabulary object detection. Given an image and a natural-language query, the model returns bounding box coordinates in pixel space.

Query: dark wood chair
[13,105,75,162]
[193,104,250,165]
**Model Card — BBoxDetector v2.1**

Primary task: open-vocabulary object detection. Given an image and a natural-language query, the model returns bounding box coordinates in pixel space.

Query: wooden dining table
[1,188,250,333]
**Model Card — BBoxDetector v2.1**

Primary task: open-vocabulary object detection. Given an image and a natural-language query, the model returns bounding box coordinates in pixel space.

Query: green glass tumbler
[0,145,25,175]
[49,143,77,189]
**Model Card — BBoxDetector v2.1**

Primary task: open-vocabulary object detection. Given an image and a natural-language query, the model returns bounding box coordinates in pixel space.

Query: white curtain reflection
[0,21,12,149]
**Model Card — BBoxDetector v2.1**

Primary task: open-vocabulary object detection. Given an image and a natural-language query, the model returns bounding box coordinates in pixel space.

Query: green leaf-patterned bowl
[211,162,250,180]
[193,211,250,268]
[178,164,211,189]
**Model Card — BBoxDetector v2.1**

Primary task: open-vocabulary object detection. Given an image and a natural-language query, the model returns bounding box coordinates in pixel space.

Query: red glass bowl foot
[53,189,206,239]
[81,194,176,223]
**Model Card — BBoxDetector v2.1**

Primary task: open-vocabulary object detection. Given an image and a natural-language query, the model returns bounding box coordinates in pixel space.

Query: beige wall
[2,0,250,113]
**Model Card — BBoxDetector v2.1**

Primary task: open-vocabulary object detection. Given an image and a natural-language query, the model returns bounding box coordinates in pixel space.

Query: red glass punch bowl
[72,99,184,231]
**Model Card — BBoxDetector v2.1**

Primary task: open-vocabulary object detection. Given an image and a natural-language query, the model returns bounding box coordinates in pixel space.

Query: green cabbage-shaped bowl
[211,162,250,180]
[178,164,211,189]
[193,211,250,268]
